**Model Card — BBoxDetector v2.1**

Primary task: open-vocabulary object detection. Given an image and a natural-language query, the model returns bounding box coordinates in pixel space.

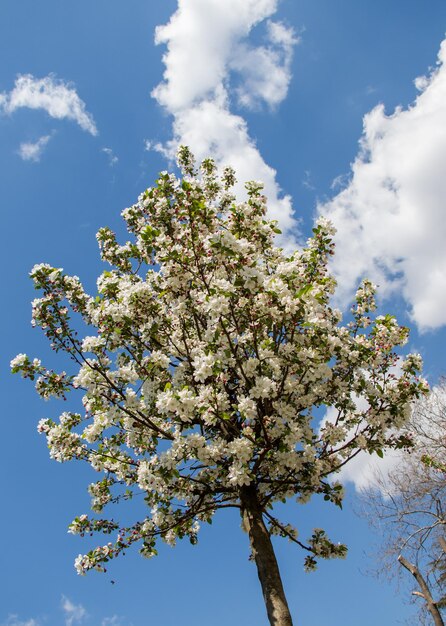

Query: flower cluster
[13,147,428,576]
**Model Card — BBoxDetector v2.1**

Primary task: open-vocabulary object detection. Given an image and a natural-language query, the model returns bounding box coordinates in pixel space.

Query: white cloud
[318,359,412,493]
[339,383,446,493]
[152,0,281,111]
[1,616,39,626]
[230,20,298,111]
[150,0,300,246]
[318,38,446,331]
[338,446,403,492]
[319,396,402,493]
[0,74,97,135]
[102,147,118,166]
[61,596,87,626]
[18,134,52,162]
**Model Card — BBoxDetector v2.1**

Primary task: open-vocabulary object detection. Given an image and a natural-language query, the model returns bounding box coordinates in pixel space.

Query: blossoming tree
[12,148,427,626]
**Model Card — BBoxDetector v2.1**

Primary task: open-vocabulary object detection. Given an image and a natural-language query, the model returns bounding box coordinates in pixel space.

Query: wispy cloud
[1,616,39,626]
[2,605,129,626]
[102,147,118,166]
[301,169,315,191]
[318,38,446,330]
[0,74,97,135]
[18,134,52,162]
[61,596,87,626]
[101,617,128,626]
[149,0,300,246]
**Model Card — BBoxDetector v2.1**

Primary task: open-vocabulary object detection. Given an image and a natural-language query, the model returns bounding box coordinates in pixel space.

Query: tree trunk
[240,485,294,626]
[398,555,445,626]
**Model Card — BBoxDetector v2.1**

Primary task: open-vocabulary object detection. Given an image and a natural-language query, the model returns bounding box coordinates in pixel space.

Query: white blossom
[13,151,427,580]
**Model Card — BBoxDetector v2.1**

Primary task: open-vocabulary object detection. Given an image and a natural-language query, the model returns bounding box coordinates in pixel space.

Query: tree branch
[398,555,445,626]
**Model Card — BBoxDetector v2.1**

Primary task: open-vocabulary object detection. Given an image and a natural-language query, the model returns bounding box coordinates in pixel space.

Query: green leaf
[296,284,312,298]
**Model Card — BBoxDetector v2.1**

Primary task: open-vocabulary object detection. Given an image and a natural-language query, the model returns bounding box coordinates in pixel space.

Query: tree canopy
[12,147,428,625]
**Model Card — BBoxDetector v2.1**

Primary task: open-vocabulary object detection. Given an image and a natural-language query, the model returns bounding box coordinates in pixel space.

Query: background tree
[12,147,427,626]
[363,382,446,625]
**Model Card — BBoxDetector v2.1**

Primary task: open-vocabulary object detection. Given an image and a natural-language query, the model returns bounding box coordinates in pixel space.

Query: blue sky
[2,1,446,625]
